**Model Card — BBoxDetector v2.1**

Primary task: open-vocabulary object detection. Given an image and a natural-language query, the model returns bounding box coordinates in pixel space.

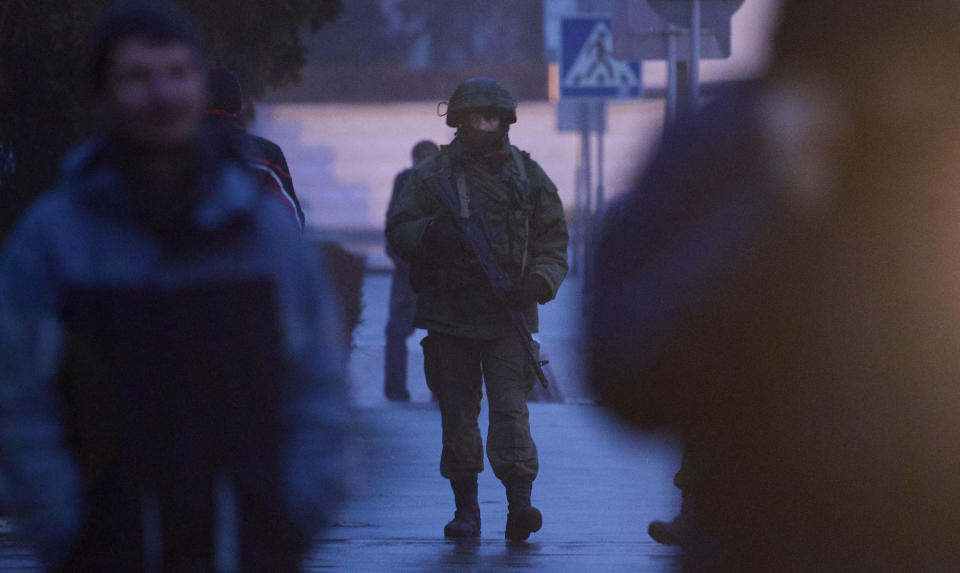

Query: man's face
[467,110,502,133]
[105,37,207,149]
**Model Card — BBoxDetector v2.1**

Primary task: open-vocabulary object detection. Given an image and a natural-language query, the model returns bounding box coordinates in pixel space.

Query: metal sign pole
[690,0,701,108]
[584,101,606,289]
[666,23,678,129]
[596,101,605,215]
[557,14,641,272]
[580,101,592,275]
[581,102,592,225]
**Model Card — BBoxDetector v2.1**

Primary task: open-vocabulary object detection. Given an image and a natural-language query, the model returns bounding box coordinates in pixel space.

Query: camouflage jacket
[386,136,568,339]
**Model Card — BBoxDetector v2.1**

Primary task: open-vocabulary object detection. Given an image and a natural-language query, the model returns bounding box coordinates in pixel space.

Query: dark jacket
[0,129,346,569]
[207,114,306,229]
[385,168,414,265]
[386,137,568,339]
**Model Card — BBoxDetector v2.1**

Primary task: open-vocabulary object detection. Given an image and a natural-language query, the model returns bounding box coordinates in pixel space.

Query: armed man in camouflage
[386,78,568,541]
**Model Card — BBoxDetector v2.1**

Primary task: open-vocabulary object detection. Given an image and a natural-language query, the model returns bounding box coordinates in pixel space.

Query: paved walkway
[304,402,681,572]
[0,273,683,571]
[306,273,682,571]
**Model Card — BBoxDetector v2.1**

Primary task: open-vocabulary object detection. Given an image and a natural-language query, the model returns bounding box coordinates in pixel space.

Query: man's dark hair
[411,140,439,165]
[208,67,243,115]
[87,1,203,94]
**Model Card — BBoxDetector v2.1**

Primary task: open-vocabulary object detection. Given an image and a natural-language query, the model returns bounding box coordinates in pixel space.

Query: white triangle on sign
[564,21,638,88]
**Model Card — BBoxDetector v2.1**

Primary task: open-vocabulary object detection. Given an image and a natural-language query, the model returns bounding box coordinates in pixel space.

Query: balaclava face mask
[458,122,509,154]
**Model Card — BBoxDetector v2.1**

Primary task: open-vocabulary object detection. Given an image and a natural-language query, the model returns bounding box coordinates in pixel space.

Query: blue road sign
[561,17,642,100]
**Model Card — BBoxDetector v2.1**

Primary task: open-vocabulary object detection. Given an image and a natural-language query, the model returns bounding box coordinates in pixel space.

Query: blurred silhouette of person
[384,140,439,402]
[0,3,347,571]
[205,66,306,230]
[590,1,960,570]
[203,69,368,350]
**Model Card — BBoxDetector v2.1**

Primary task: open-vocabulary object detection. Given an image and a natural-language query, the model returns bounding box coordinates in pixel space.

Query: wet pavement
[308,272,683,571]
[0,272,683,571]
[304,402,682,572]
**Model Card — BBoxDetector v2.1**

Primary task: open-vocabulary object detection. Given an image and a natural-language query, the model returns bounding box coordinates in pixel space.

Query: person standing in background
[205,66,306,230]
[384,140,439,402]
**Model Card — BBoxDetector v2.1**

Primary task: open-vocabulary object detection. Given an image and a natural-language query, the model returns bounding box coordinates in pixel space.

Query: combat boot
[504,479,542,541]
[444,477,481,537]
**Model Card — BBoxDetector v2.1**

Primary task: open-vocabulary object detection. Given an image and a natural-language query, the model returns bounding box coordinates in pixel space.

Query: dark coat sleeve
[525,160,569,300]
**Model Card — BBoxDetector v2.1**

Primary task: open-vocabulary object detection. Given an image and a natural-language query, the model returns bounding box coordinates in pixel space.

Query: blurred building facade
[268,0,547,103]
[256,0,784,267]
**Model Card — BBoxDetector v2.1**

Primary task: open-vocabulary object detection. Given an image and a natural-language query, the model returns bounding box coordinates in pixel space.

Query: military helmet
[445,77,517,127]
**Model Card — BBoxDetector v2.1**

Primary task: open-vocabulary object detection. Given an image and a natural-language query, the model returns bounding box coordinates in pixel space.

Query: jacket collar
[62,127,259,233]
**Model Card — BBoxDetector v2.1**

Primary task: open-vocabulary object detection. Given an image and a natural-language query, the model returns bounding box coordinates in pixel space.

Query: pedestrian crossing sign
[561,17,642,100]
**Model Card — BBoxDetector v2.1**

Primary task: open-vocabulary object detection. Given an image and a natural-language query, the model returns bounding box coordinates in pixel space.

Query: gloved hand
[505,274,551,310]
[422,219,466,259]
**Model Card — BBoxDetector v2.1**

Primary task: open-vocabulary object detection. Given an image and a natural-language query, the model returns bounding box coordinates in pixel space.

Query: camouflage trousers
[421,331,539,483]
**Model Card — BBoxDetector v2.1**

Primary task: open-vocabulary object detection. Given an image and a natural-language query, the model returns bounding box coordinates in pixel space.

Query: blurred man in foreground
[0,3,347,570]
[591,1,960,570]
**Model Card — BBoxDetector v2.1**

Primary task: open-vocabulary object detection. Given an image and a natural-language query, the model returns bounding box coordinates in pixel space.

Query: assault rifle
[423,174,551,388]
